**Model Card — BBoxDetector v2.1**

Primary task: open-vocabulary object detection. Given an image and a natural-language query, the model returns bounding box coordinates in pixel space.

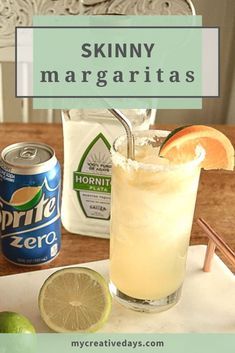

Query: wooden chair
[0,0,195,123]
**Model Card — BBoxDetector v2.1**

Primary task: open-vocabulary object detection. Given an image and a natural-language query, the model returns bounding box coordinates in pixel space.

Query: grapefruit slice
[159,125,234,170]
[10,186,42,211]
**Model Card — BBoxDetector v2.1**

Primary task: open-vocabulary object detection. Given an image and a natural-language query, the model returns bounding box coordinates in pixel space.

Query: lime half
[38,267,112,333]
[0,312,35,333]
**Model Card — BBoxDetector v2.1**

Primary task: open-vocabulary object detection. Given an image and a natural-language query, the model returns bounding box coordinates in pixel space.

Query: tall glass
[109,130,204,312]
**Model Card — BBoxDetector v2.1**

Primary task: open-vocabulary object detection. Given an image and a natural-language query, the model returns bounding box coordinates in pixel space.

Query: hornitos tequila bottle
[61,109,152,238]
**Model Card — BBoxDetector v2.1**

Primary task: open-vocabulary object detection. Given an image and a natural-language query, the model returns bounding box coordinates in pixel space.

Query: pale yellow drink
[109,130,204,311]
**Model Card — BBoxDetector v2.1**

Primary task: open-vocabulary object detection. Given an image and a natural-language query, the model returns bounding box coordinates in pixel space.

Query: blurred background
[0,0,234,124]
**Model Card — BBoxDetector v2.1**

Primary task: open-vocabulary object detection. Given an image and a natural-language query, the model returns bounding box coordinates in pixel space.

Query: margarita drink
[109,130,203,312]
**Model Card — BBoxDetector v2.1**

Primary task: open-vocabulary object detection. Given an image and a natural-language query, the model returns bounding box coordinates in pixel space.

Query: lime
[0,312,35,333]
[38,267,112,333]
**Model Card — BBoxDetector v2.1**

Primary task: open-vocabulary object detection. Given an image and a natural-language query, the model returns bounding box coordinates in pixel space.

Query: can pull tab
[19,147,38,160]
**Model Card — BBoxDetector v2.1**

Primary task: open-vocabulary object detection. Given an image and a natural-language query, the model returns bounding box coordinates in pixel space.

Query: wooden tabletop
[0,123,234,276]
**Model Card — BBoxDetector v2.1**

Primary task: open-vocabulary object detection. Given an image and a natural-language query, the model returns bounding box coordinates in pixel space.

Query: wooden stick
[197,218,235,271]
[203,239,216,272]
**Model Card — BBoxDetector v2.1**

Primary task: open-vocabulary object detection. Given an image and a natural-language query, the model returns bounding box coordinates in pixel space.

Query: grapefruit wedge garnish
[10,186,42,211]
[159,125,234,170]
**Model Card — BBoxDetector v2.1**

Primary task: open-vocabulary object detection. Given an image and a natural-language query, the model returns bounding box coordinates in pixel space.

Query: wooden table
[0,123,234,276]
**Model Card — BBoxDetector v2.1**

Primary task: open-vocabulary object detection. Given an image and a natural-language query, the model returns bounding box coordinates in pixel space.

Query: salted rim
[111,130,205,172]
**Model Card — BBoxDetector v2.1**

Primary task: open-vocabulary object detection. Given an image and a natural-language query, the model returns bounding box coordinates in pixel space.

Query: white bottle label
[73,133,112,220]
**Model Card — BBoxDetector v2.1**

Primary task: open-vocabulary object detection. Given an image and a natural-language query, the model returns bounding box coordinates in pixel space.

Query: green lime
[0,312,35,333]
[38,267,112,333]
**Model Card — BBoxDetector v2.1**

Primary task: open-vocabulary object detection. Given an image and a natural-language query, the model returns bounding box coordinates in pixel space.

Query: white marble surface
[0,245,234,333]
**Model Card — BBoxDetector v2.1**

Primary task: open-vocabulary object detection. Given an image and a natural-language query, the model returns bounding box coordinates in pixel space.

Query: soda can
[0,142,61,266]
